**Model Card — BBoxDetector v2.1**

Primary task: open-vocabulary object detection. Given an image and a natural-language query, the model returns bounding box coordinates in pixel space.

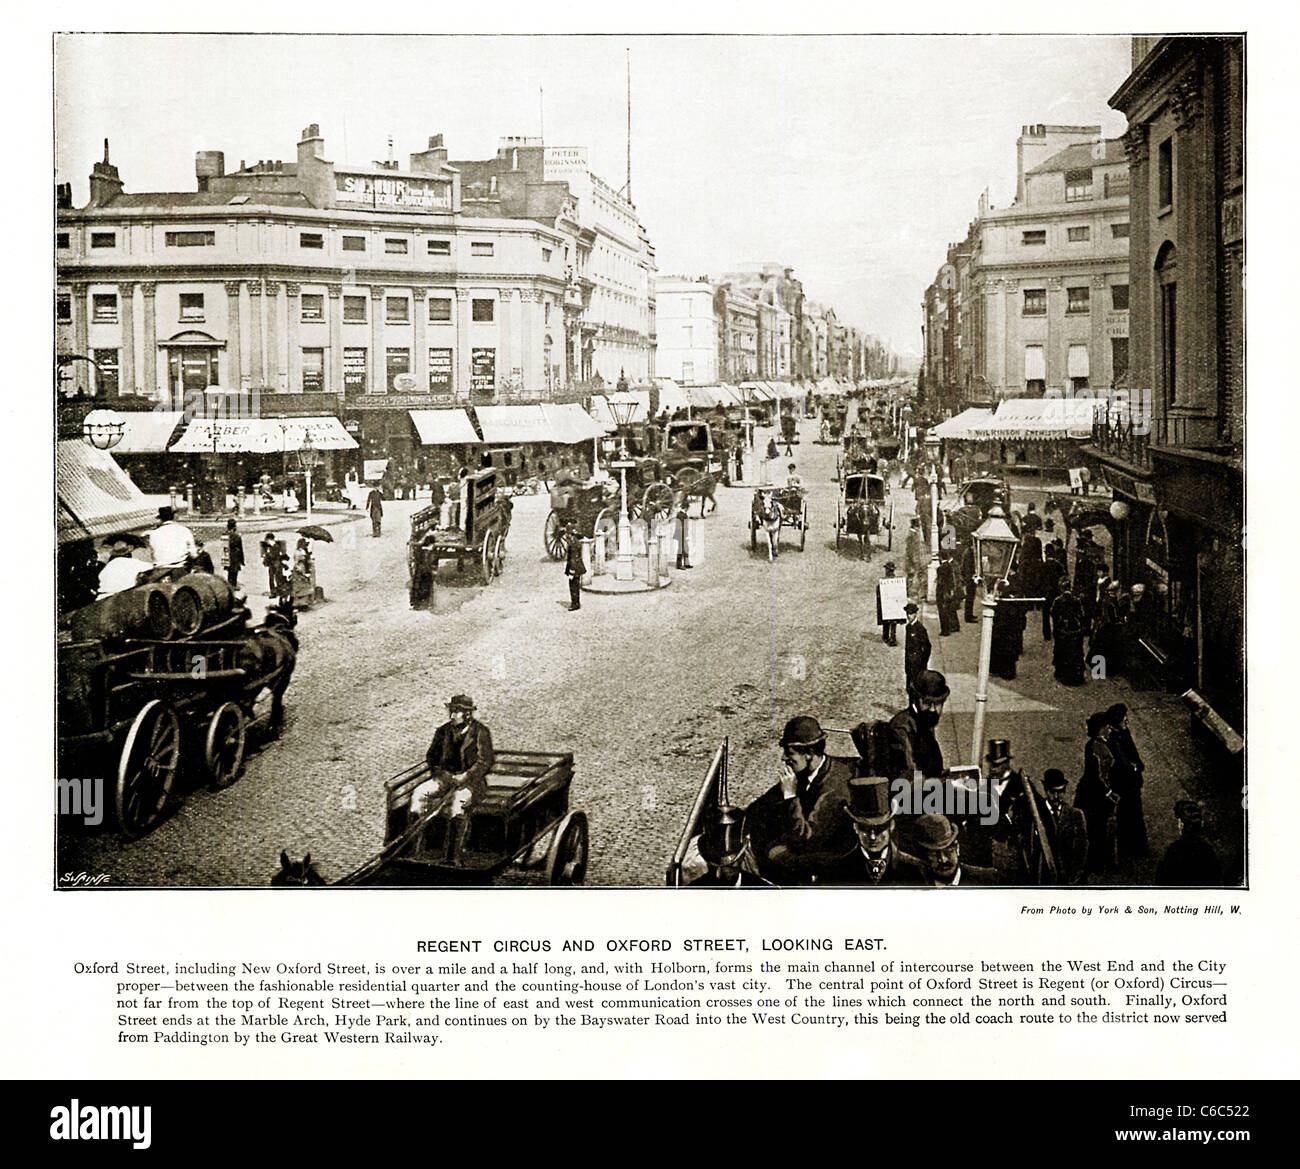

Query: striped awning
[540,403,606,444]
[409,409,480,445]
[171,416,358,452]
[930,407,994,441]
[972,398,1097,441]
[113,411,185,453]
[57,440,156,544]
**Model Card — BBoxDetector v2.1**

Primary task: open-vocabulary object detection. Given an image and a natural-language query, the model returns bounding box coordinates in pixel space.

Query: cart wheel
[480,530,494,585]
[544,510,568,560]
[492,532,505,577]
[546,811,589,885]
[800,503,808,550]
[116,699,181,838]
[642,482,675,522]
[204,701,247,790]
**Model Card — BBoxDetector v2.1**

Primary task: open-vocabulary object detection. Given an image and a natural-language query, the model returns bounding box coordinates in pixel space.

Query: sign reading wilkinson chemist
[335,172,451,211]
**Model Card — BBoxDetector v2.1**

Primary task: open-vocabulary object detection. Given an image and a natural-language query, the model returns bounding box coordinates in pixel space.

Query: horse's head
[271,850,326,886]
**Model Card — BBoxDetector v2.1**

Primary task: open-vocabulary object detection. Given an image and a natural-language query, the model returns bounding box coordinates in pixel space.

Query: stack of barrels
[67,572,236,643]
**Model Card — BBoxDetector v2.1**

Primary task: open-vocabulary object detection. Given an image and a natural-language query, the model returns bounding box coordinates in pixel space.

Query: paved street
[60,418,1240,887]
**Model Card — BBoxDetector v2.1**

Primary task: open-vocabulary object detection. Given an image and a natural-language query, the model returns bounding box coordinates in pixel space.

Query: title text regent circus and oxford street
[415,938,886,953]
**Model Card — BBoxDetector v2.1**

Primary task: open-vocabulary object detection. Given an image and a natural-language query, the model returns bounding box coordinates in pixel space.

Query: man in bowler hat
[1043,769,1089,885]
[817,777,925,886]
[903,602,931,689]
[913,813,999,886]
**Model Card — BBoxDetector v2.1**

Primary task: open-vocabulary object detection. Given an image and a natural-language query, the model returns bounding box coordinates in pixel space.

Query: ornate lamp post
[606,395,640,581]
[82,408,125,451]
[969,503,1020,767]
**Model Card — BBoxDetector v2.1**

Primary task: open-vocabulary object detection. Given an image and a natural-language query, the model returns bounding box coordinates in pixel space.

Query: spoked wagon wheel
[480,530,495,585]
[641,482,675,523]
[543,510,568,560]
[800,502,808,551]
[492,532,506,577]
[204,701,247,790]
[546,811,589,885]
[116,699,181,838]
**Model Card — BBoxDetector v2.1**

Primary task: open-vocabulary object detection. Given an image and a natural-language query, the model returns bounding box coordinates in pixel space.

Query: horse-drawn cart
[408,469,513,605]
[750,486,808,556]
[836,471,891,559]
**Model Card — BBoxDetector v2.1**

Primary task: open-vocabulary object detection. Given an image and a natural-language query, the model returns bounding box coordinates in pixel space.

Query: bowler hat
[1043,768,1067,792]
[698,805,747,865]
[909,669,950,702]
[1174,799,1203,825]
[904,601,919,614]
[985,739,1013,766]
[157,506,175,522]
[912,814,958,851]
[883,561,897,573]
[447,694,476,712]
[843,777,893,826]
[779,715,824,750]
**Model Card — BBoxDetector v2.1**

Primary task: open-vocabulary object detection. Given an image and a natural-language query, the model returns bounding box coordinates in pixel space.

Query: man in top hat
[147,505,198,572]
[877,560,904,645]
[413,695,496,862]
[689,805,771,887]
[745,715,856,885]
[564,521,587,609]
[903,602,931,688]
[912,813,998,886]
[1155,800,1222,886]
[817,777,925,886]
[1043,769,1088,885]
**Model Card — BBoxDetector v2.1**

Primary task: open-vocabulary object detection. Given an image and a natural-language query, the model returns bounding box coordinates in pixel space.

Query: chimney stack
[298,122,326,168]
[88,138,123,206]
[409,132,449,174]
[195,150,225,191]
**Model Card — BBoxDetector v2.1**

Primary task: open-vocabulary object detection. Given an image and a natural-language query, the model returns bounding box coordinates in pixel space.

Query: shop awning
[171,415,358,453]
[409,409,480,446]
[1024,346,1046,382]
[654,380,692,415]
[57,440,157,544]
[714,383,744,407]
[113,411,185,453]
[683,385,721,409]
[739,381,770,402]
[540,403,606,444]
[973,398,1097,441]
[929,407,994,441]
[475,405,556,445]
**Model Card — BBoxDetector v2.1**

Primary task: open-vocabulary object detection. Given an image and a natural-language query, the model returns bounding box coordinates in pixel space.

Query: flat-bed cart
[336,751,588,886]
[749,486,808,554]
[408,468,513,605]
[57,615,297,837]
[836,471,892,559]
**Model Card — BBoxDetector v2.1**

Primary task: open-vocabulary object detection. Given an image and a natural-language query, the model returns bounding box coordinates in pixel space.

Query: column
[370,286,386,393]
[248,280,264,388]
[285,282,301,393]
[521,290,544,396]
[72,286,90,396]
[497,289,514,396]
[140,281,158,400]
[327,284,343,396]
[1090,274,1109,389]
[456,289,473,402]
[1121,125,1151,391]
[412,287,428,394]
[117,282,136,397]
[224,281,242,391]
[265,280,282,393]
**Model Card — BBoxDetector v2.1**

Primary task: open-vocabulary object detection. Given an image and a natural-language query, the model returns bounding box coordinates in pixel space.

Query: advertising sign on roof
[336,172,451,211]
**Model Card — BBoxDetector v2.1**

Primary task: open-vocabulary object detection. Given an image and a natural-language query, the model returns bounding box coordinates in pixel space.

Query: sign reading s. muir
[335,172,452,211]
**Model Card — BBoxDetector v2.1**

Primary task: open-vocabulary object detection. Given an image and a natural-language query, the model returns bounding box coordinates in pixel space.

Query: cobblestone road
[60,418,1239,887]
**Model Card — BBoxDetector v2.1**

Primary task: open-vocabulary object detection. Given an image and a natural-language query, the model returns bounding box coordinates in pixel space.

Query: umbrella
[297,525,334,543]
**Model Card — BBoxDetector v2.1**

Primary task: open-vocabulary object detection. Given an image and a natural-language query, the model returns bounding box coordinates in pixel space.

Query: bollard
[238,486,247,516]
[185,482,195,513]
[168,485,179,512]
[592,531,606,576]
[579,537,594,585]
[644,536,657,585]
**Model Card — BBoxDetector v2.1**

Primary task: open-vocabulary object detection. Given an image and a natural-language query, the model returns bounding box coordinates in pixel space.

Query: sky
[54,33,1132,361]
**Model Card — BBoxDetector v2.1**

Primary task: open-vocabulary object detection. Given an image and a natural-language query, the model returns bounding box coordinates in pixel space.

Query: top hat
[157,506,175,522]
[1174,799,1203,825]
[779,715,824,750]
[447,694,476,712]
[909,669,951,702]
[698,805,747,865]
[984,739,1013,766]
[912,814,958,851]
[226,518,238,530]
[843,777,893,826]
[1043,768,1067,792]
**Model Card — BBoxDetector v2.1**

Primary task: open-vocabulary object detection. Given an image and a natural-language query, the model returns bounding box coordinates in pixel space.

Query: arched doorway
[162,330,224,410]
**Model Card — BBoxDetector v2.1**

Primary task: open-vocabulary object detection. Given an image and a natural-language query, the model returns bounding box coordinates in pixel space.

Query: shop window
[384,238,408,255]
[1111,284,1129,311]
[301,348,325,393]
[343,295,367,323]
[300,232,324,249]
[92,293,117,323]
[386,296,410,325]
[1066,286,1090,314]
[1112,222,1130,239]
[165,231,215,247]
[427,239,451,256]
[429,296,452,323]
[1067,226,1090,242]
[180,292,205,322]
[94,348,119,396]
[1022,289,1046,316]
[472,298,494,323]
[56,293,71,323]
[300,293,324,322]
[90,232,116,249]
[342,235,366,252]
[1065,168,1093,202]
[471,241,494,257]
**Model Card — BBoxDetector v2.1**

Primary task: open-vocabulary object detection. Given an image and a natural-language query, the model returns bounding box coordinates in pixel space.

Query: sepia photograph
[53,31,1245,892]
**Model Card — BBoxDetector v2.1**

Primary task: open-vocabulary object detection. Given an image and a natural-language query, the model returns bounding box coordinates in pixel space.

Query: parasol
[297,525,334,543]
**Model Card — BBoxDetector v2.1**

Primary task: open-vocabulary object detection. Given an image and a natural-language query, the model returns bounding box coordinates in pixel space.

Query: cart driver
[785,463,803,491]
[410,695,495,861]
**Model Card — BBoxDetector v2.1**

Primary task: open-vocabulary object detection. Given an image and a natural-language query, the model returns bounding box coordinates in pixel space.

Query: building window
[300,232,324,249]
[684,324,694,346]
[165,230,215,247]
[429,296,453,323]
[386,296,410,325]
[1111,284,1130,311]
[179,292,205,322]
[1104,173,1130,199]
[56,232,70,249]
[542,247,552,263]
[1111,221,1130,239]
[343,347,367,394]
[1022,289,1046,316]
[90,232,116,249]
[1022,230,1046,246]
[342,234,367,252]
[301,348,325,393]
[1111,337,1129,385]
[681,360,694,383]
[1067,226,1090,242]
[1161,282,1177,405]
[384,238,408,255]
[471,241,494,257]
[56,293,71,323]
[427,239,451,256]
[92,293,117,323]
[1065,168,1093,202]
[343,295,367,323]
[1066,286,1090,315]
[472,298,494,323]
[543,300,551,324]
[1157,138,1173,209]
[300,293,324,322]
[94,349,119,396]
[386,347,411,392]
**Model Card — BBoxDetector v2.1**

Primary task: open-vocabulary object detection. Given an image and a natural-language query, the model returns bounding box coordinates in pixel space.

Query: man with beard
[746,715,855,884]
[816,777,925,886]
[410,694,496,863]
[888,669,949,856]
[913,814,999,886]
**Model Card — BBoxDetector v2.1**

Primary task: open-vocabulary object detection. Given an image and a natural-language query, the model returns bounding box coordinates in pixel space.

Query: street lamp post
[82,408,125,451]
[607,396,640,581]
[968,503,1020,768]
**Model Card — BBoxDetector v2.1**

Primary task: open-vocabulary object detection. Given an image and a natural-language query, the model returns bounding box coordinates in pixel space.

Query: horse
[673,470,718,518]
[271,850,326,886]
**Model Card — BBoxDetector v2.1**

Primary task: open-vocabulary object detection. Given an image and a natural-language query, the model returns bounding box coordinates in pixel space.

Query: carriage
[836,471,892,559]
[57,581,298,838]
[750,486,808,555]
[408,469,513,605]
[836,431,877,482]
[280,751,589,887]
[543,473,676,560]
